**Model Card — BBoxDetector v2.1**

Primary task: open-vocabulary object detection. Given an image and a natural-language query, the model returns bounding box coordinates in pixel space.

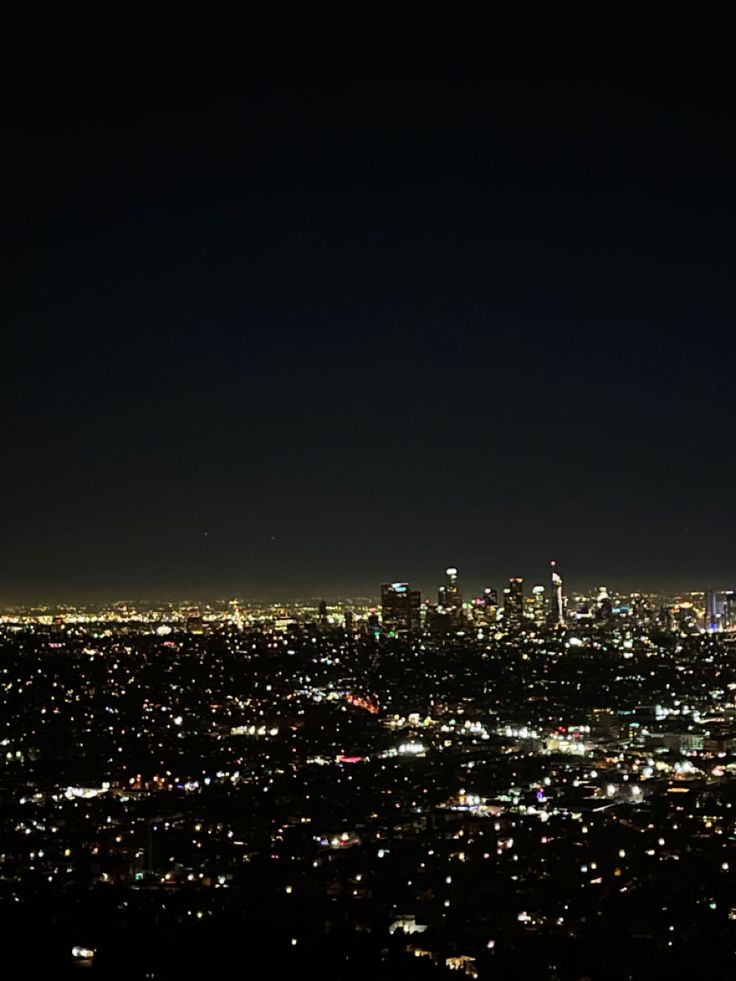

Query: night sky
[4,29,736,600]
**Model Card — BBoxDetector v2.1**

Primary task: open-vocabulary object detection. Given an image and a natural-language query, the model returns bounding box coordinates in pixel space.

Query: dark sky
[3,28,736,601]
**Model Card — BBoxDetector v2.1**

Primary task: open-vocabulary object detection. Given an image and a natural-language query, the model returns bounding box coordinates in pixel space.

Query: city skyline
[2,573,735,608]
[0,572,732,610]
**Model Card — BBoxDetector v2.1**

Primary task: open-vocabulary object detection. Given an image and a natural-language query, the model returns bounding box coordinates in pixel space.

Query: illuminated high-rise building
[381,582,421,634]
[703,590,733,632]
[596,586,613,621]
[724,591,736,631]
[550,560,565,626]
[438,566,462,614]
[503,577,524,629]
[532,585,546,626]
[472,586,498,626]
[700,589,736,632]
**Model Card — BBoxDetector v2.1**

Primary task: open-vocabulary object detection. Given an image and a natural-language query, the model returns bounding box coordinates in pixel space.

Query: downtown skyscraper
[503,577,524,629]
[381,582,421,635]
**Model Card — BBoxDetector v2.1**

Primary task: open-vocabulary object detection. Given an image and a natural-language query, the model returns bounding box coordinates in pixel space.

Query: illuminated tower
[705,590,721,632]
[724,591,736,631]
[381,582,421,634]
[472,586,498,626]
[503,577,524,628]
[550,561,565,626]
[438,566,462,616]
[532,585,546,626]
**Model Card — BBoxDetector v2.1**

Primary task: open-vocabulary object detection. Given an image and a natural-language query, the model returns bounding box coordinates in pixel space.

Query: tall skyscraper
[381,582,421,635]
[503,577,524,629]
[701,589,736,632]
[472,586,498,627]
[705,590,722,632]
[550,560,565,626]
[724,591,736,631]
[483,586,497,622]
[438,566,463,615]
[532,584,546,626]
